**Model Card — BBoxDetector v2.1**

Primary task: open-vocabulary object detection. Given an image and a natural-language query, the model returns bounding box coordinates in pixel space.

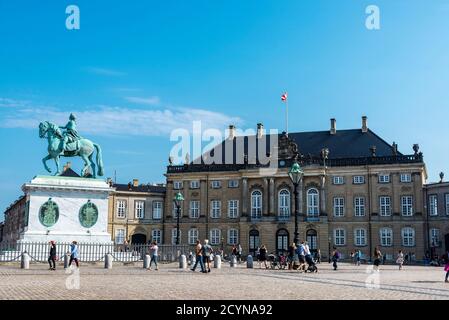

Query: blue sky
[1,0,449,219]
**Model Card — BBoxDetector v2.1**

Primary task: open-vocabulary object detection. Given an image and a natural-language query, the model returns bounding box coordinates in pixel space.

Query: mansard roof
[113,183,166,194]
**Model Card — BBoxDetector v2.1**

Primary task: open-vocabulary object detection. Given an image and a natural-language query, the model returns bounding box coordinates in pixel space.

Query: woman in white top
[396,250,404,270]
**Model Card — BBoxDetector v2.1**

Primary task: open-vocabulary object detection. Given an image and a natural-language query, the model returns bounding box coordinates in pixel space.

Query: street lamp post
[173,192,184,245]
[289,161,304,246]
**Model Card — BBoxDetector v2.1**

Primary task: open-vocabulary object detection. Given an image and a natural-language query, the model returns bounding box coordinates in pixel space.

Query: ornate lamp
[289,161,304,246]
[173,192,184,245]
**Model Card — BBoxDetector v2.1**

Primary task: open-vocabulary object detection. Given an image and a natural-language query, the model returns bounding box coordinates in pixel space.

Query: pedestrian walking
[237,243,243,263]
[68,241,79,268]
[373,247,382,271]
[316,249,321,264]
[259,245,268,269]
[191,240,206,273]
[148,241,159,270]
[202,239,213,273]
[48,240,57,270]
[355,249,361,266]
[332,248,340,271]
[444,252,449,283]
[396,250,404,270]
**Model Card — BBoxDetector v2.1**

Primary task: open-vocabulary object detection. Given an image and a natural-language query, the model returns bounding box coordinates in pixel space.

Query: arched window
[210,229,221,245]
[306,229,318,252]
[401,227,415,247]
[380,228,393,247]
[307,188,319,216]
[276,229,289,254]
[278,189,290,217]
[251,190,262,218]
[188,228,198,245]
[171,228,181,244]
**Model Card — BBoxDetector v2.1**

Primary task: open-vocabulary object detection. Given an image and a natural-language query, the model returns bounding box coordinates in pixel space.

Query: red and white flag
[281,92,288,102]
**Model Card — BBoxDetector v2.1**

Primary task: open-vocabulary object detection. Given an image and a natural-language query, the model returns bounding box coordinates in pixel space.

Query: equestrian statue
[38,113,104,178]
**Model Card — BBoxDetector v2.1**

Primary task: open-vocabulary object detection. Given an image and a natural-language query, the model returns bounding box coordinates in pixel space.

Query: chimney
[228,125,236,140]
[133,179,139,187]
[257,123,264,139]
[330,118,336,135]
[362,116,368,133]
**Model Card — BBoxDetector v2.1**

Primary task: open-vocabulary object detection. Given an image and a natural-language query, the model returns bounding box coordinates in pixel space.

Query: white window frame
[228,200,239,218]
[278,189,290,217]
[251,190,262,218]
[334,228,346,246]
[353,176,365,184]
[429,195,438,216]
[380,228,393,247]
[173,181,183,190]
[211,180,221,189]
[228,229,238,245]
[333,176,344,185]
[134,200,145,219]
[401,196,413,216]
[333,197,345,217]
[228,180,239,188]
[446,194,449,215]
[171,228,181,245]
[188,228,199,245]
[210,229,221,245]
[380,196,391,216]
[401,227,415,247]
[400,173,412,183]
[189,200,200,219]
[151,229,161,244]
[190,180,200,189]
[307,188,319,216]
[152,201,162,220]
[117,200,126,218]
[115,229,125,244]
[354,197,365,217]
[210,200,221,218]
[430,228,440,247]
[378,174,390,183]
[354,228,367,246]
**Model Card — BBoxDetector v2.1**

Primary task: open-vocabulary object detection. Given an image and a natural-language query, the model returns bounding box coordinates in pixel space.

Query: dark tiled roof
[59,168,81,177]
[113,183,166,194]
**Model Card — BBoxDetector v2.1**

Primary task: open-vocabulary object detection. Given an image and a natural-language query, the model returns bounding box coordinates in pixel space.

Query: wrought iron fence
[0,241,191,263]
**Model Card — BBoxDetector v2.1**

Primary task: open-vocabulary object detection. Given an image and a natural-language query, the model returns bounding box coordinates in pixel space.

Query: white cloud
[85,67,127,76]
[0,98,29,108]
[124,96,160,106]
[1,104,242,137]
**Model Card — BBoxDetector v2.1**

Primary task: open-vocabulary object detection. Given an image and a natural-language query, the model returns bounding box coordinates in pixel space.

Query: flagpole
[286,96,288,135]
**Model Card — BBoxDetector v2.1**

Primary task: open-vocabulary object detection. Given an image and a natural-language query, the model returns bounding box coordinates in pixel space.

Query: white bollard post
[230,255,237,267]
[21,252,30,269]
[214,254,221,269]
[179,254,187,269]
[143,255,151,269]
[104,254,113,269]
[246,255,254,268]
[64,253,70,269]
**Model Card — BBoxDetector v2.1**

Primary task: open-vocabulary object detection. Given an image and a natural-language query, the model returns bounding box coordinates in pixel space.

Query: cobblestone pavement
[0,261,448,300]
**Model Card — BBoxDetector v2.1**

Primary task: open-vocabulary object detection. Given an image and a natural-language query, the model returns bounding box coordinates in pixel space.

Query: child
[396,250,404,270]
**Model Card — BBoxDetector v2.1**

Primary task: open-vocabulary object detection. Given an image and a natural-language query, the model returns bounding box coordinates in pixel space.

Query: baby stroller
[268,254,279,269]
[305,254,318,273]
[278,253,288,270]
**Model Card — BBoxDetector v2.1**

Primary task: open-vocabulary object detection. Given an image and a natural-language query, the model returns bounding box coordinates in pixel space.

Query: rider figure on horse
[59,113,81,152]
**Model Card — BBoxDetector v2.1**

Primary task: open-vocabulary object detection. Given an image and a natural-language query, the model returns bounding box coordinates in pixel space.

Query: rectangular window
[173,181,183,190]
[211,180,221,189]
[228,229,238,245]
[210,229,221,245]
[134,200,145,219]
[228,180,239,188]
[152,201,162,219]
[333,197,345,217]
[189,200,200,218]
[400,173,412,183]
[228,200,239,218]
[190,180,200,189]
[334,229,346,246]
[151,229,161,244]
[333,176,344,185]
[210,200,221,218]
[380,228,393,247]
[117,200,126,218]
[446,194,449,215]
[354,229,366,246]
[430,228,440,246]
[379,196,391,216]
[115,229,125,244]
[188,229,199,245]
[354,197,365,217]
[353,176,365,184]
[402,228,415,247]
[429,195,438,216]
[378,174,390,183]
[401,196,413,216]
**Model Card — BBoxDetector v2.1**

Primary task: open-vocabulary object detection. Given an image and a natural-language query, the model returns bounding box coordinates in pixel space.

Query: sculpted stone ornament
[39,198,59,227]
[79,200,99,228]
[39,114,104,178]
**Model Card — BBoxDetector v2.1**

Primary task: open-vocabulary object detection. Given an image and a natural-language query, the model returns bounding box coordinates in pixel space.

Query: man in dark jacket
[48,241,57,270]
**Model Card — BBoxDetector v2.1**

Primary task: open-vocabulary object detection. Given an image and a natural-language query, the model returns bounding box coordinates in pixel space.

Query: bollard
[191,255,196,266]
[214,254,221,269]
[64,253,70,269]
[143,255,151,269]
[179,254,187,269]
[230,255,237,267]
[104,253,113,269]
[246,255,254,269]
[21,252,30,269]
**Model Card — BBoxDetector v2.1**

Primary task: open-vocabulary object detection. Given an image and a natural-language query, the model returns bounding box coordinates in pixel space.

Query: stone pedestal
[18,175,113,244]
